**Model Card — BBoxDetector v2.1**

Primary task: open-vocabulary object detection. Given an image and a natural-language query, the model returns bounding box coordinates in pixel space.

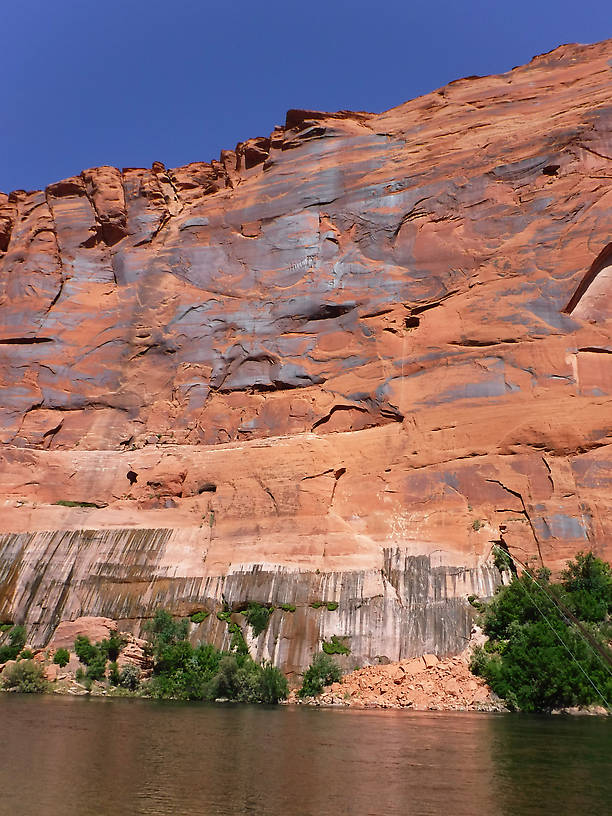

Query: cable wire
[491,545,611,709]
[515,574,611,709]
[493,544,612,679]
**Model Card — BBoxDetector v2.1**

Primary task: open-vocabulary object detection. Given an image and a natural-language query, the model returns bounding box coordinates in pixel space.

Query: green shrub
[19,649,34,660]
[109,661,121,685]
[470,551,612,712]
[469,645,489,676]
[190,611,209,624]
[322,635,350,655]
[74,635,98,665]
[152,639,194,675]
[86,653,107,682]
[472,618,612,711]
[228,622,249,655]
[145,610,228,701]
[0,625,27,663]
[99,634,123,662]
[145,609,189,650]
[279,603,296,612]
[258,661,289,704]
[235,663,264,703]
[472,519,483,531]
[561,550,612,622]
[142,608,288,704]
[299,652,342,697]
[216,610,232,623]
[1,659,47,693]
[210,655,240,699]
[310,602,324,609]
[207,655,288,703]
[206,653,257,701]
[72,634,122,682]
[243,603,273,636]
[599,620,612,642]
[53,648,70,668]
[119,664,141,690]
[326,602,339,611]
[493,547,514,572]
[10,626,25,647]
[535,566,552,582]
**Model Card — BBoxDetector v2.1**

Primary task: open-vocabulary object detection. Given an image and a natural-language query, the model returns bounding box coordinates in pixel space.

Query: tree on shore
[470,551,612,712]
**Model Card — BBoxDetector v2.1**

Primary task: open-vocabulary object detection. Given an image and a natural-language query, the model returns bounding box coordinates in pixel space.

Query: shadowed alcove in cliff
[564,242,612,322]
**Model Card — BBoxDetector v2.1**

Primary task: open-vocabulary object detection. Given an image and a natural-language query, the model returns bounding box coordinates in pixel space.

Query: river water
[0,696,610,816]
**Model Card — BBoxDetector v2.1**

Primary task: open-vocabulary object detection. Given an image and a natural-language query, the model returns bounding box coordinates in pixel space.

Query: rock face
[299,651,502,711]
[1,40,612,672]
[47,616,118,651]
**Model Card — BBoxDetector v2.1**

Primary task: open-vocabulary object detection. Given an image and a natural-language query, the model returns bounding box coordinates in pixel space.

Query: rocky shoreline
[288,651,507,713]
[2,657,609,716]
[1,617,609,715]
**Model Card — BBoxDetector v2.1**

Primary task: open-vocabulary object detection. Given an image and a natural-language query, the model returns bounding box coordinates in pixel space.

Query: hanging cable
[490,544,611,709]
[514,573,611,709]
[492,544,612,678]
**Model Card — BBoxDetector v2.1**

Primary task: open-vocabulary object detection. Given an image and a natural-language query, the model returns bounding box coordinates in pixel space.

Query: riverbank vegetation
[470,551,612,712]
[144,609,288,703]
[46,609,289,702]
[1,659,47,693]
[0,608,291,703]
[0,625,26,663]
[0,624,48,693]
[299,652,342,697]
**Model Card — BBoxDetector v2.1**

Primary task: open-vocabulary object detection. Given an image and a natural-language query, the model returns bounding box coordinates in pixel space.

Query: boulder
[48,618,118,651]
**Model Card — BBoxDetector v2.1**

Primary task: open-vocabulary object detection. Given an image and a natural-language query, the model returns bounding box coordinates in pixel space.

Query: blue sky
[2,0,610,192]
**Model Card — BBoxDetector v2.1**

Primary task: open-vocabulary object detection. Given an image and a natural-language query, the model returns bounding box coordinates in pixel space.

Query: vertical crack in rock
[329,467,346,508]
[263,484,279,515]
[485,479,544,565]
[541,456,554,491]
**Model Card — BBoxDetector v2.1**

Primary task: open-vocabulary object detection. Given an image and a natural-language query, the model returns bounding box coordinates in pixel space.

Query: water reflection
[0,696,610,816]
[488,713,612,816]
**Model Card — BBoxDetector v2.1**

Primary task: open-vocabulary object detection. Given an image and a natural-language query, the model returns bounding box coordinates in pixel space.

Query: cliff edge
[1,39,612,674]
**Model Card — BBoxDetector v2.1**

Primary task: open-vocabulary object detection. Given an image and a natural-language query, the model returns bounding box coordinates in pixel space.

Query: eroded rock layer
[1,40,612,668]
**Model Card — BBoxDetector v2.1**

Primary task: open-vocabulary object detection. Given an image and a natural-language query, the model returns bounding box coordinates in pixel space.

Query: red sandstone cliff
[1,40,611,673]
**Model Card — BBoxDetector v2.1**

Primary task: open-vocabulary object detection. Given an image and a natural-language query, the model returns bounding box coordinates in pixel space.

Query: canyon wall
[1,40,611,672]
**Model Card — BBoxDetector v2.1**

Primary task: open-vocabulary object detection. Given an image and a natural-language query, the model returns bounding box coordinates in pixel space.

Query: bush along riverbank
[0,617,502,711]
[0,609,289,704]
[2,552,610,713]
[0,607,346,706]
[469,550,612,713]
[0,598,350,706]
[143,610,288,703]
[289,551,611,714]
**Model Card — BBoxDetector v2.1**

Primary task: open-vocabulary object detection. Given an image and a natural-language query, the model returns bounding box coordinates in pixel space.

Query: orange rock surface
[1,40,612,671]
[295,651,502,711]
